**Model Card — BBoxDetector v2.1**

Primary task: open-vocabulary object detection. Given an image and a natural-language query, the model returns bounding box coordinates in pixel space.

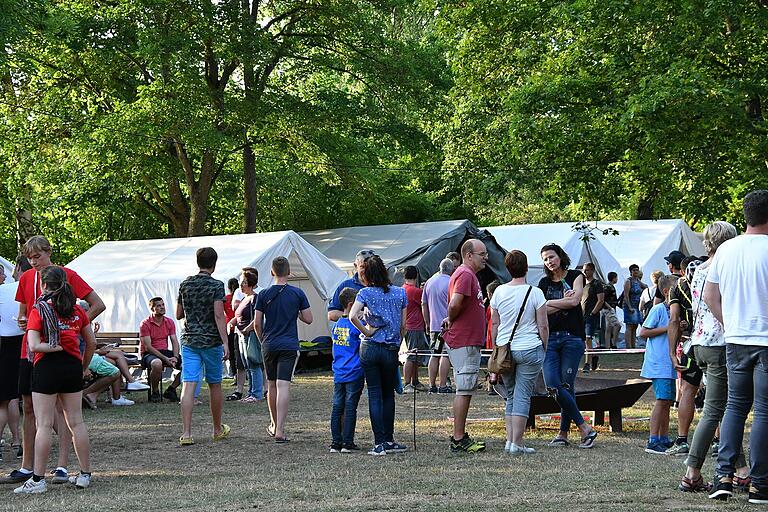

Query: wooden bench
[524,377,652,432]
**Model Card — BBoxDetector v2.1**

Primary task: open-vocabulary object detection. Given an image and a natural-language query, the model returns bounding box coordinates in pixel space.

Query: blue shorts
[652,378,675,401]
[181,345,224,384]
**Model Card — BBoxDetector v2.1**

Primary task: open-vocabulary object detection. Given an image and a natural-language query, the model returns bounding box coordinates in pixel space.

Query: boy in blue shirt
[639,275,678,454]
[329,288,365,453]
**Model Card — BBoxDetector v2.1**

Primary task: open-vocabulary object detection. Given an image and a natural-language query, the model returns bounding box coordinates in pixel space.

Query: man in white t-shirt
[704,189,768,503]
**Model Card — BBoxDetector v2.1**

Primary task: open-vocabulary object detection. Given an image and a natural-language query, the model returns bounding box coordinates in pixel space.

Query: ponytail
[39,266,76,318]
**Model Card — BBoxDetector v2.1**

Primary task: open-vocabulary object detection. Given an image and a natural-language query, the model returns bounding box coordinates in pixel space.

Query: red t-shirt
[224,293,235,323]
[138,315,177,355]
[27,303,88,364]
[16,267,94,360]
[443,264,486,348]
[403,283,425,331]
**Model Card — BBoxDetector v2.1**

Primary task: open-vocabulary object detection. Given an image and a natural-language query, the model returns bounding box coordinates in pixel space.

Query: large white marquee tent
[485,219,705,285]
[67,230,347,341]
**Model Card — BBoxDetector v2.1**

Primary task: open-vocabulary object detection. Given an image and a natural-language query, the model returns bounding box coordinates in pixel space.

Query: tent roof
[301,219,511,282]
[301,220,469,272]
[484,219,705,284]
[67,230,346,332]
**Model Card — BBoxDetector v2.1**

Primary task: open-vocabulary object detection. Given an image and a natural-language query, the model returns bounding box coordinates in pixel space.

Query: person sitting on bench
[139,297,181,403]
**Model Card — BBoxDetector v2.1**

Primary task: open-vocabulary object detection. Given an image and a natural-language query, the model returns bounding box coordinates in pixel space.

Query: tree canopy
[1,0,766,261]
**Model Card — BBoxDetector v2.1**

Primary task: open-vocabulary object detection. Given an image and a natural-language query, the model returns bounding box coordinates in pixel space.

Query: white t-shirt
[0,282,24,337]
[232,288,245,309]
[707,234,768,346]
[490,284,546,351]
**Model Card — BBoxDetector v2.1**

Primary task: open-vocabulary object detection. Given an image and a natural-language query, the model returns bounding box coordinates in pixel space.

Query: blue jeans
[360,341,399,445]
[717,344,768,488]
[543,332,586,432]
[248,367,263,399]
[330,376,365,445]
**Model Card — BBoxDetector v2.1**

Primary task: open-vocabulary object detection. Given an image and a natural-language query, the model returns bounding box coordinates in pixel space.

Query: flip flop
[275,437,290,444]
[225,392,243,402]
[179,436,195,446]
[213,424,231,441]
[266,425,276,437]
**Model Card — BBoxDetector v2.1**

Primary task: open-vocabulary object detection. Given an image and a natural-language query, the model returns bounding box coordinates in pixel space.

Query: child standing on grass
[329,288,365,453]
[639,274,678,454]
[14,266,95,494]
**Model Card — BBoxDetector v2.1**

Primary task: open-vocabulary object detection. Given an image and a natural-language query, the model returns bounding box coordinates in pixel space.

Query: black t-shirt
[669,277,693,335]
[538,269,585,340]
[583,278,605,317]
[603,282,618,309]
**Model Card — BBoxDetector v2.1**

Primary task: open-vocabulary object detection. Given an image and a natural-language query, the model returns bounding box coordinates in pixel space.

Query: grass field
[0,354,755,511]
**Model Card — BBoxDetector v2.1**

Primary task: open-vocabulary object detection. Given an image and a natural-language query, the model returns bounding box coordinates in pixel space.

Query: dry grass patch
[0,354,752,511]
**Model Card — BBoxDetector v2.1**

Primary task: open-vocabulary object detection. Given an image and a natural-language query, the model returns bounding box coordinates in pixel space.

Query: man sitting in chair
[139,297,182,403]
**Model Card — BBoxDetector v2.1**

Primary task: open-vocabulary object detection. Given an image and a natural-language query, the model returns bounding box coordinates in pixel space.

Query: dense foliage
[1,0,766,261]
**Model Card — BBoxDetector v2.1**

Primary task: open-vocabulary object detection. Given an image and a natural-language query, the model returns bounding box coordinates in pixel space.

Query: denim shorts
[652,378,675,401]
[181,344,224,384]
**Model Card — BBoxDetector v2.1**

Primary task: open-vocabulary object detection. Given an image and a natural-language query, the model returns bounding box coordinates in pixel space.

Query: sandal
[275,437,290,444]
[679,475,709,493]
[266,424,276,437]
[213,424,231,442]
[240,396,257,403]
[734,475,751,492]
[179,436,195,446]
[226,392,243,402]
[578,429,598,449]
[548,437,569,447]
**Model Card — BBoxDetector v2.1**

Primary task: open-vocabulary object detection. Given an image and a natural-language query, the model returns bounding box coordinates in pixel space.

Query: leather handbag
[488,286,533,374]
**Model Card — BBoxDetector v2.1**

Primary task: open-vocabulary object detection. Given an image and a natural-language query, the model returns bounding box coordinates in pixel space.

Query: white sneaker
[69,473,91,489]
[402,384,415,394]
[14,477,47,494]
[504,440,512,452]
[125,381,150,391]
[111,396,135,406]
[509,443,536,454]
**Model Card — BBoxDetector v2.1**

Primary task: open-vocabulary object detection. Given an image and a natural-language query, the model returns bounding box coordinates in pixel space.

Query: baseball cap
[664,250,686,269]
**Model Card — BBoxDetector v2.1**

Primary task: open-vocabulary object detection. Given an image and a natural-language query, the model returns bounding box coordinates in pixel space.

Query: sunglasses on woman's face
[356,249,376,259]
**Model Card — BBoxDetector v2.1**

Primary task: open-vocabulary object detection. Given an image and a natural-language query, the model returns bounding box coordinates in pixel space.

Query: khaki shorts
[447,345,481,395]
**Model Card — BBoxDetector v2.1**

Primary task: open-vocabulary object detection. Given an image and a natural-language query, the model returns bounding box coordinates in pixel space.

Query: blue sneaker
[644,441,667,455]
[384,441,408,454]
[660,438,674,450]
[368,444,387,456]
[50,468,69,484]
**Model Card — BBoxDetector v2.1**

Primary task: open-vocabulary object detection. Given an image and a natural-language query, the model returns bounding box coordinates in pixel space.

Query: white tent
[67,231,347,341]
[484,219,705,285]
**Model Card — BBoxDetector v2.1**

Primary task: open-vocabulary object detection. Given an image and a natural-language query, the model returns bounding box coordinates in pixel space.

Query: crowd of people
[0,190,766,506]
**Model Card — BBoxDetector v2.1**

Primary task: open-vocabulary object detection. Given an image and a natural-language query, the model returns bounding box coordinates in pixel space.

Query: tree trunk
[243,140,258,232]
[636,193,655,219]
[15,189,36,252]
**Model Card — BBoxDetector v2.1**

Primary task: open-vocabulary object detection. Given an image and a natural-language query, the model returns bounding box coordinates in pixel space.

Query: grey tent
[301,220,511,286]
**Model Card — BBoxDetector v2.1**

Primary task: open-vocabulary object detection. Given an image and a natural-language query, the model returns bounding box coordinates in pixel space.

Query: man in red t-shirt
[444,239,488,453]
[402,266,429,393]
[4,235,104,485]
[139,297,181,403]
